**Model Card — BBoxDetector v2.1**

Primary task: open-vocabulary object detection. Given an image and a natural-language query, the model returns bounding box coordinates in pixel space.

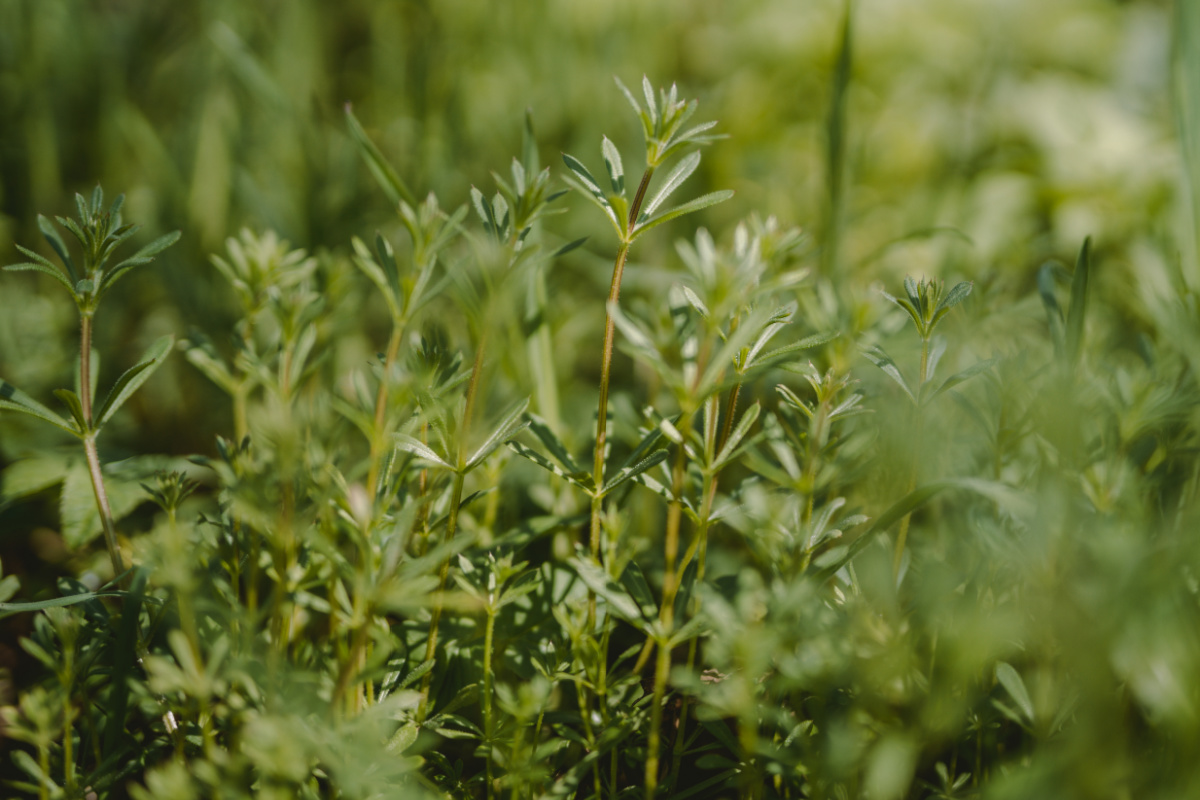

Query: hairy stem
[80,314,126,586]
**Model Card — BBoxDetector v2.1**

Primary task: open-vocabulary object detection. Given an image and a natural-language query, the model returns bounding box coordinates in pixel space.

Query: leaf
[394,434,453,470]
[94,334,174,428]
[601,136,625,195]
[567,557,643,626]
[553,236,588,258]
[561,153,607,201]
[526,413,585,475]
[619,561,658,619]
[922,358,997,405]
[996,662,1034,723]
[508,441,595,493]
[934,280,973,317]
[37,214,77,280]
[862,344,917,405]
[345,104,417,208]
[53,389,88,433]
[642,151,701,219]
[4,255,78,299]
[1065,237,1091,367]
[60,461,151,549]
[0,455,71,505]
[711,402,760,471]
[608,302,669,372]
[183,344,237,395]
[560,165,621,237]
[0,379,80,436]
[466,397,531,471]
[600,448,669,497]
[632,190,734,241]
[102,230,181,296]
[749,332,838,372]
[642,75,659,128]
[0,590,124,617]
[811,478,1027,580]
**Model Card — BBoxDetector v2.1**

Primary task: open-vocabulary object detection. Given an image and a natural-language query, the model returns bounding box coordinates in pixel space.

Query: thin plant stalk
[483,600,497,800]
[367,325,405,499]
[668,389,733,788]
[645,402,697,800]
[417,338,488,724]
[893,335,929,578]
[590,167,655,589]
[79,314,127,586]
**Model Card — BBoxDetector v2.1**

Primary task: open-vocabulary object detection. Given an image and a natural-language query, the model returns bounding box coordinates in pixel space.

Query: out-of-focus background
[0,0,1187,493]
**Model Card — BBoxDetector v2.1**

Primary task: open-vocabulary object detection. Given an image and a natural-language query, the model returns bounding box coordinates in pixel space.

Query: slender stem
[668,388,736,789]
[893,335,929,578]
[367,324,405,499]
[417,339,488,723]
[589,167,656,610]
[484,605,497,800]
[645,404,695,800]
[79,315,127,585]
[84,435,125,581]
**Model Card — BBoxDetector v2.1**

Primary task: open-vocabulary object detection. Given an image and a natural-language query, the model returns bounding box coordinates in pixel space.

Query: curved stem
[79,315,127,586]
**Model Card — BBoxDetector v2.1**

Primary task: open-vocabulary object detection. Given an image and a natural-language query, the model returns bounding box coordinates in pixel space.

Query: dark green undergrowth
[3,2,1200,799]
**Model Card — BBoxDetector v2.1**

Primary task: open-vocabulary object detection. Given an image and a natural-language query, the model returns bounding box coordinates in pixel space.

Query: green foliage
[1,3,1199,800]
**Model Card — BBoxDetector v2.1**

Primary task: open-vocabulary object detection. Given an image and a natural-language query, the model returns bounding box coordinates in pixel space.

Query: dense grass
[2,1,1199,798]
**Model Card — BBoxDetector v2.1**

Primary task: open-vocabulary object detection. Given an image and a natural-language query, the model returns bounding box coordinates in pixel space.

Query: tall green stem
[417,339,487,724]
[79,314,126,586]
[367,324,405,499]
[893,335,929,578]
[483,604,497,800]
[590,167,655,571]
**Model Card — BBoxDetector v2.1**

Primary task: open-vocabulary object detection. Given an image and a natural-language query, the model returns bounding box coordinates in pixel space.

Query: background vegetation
[1,0,1198,797]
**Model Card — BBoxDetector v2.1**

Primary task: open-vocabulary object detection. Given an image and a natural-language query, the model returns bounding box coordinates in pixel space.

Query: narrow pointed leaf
[4,260,78,298]
[37,215,77,280]
[394,434,453,470]
[507,441,595,493]
[600,448,668,497]
[632,190,734,241]
[712,402,760,470]
[553,236,589,258]
[526,413,584,474]
[996,662,1035,722]
[567,557,643,626]
[862,344,917,404]
[643,151,701,218]
[922,358,997,405]
[1065,237,1091,366]
[642,75,659,127]
[54,389,88,433]
[619,561,658,619]
[934,280,973,315]
[561,154,606,199]
[601,136,625,195]
[345,104,417,208]
[750,332,839,371]
[0,379,80,436]
[466,397,531,471]
[0,591,124,617]
[95,335,174,428]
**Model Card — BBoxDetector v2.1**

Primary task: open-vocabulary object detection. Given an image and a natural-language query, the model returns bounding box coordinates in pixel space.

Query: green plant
[4,15,1200,798]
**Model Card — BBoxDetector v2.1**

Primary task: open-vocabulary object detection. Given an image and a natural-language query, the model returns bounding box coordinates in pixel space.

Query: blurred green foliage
[2,0,1200,798]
